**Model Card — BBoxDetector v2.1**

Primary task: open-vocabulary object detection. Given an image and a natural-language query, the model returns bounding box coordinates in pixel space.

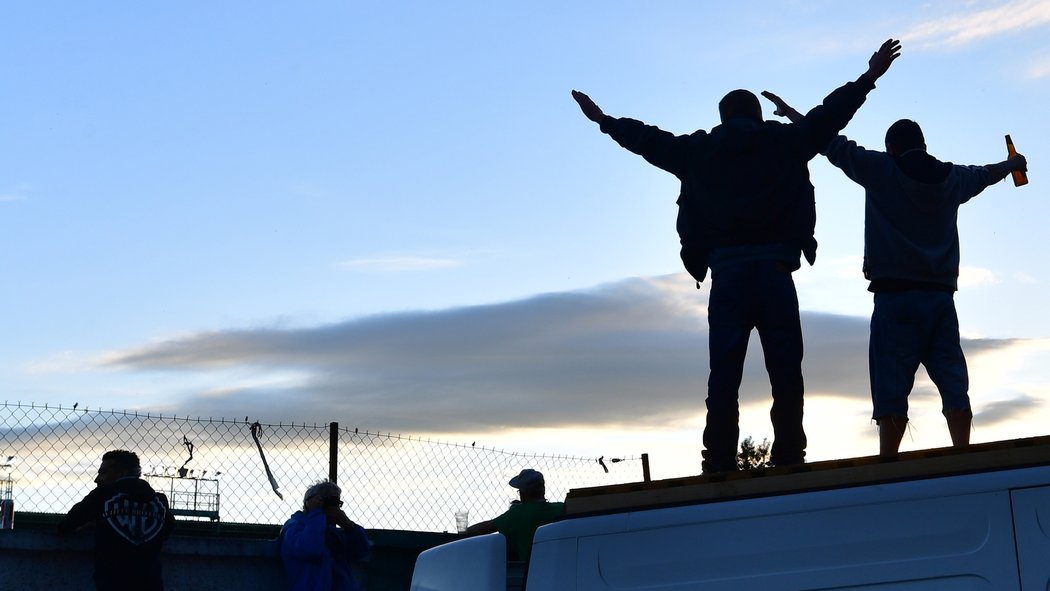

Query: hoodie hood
[893,149,953,184]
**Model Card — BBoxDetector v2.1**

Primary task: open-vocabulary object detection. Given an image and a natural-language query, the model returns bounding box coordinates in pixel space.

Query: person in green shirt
[465,469,565,561]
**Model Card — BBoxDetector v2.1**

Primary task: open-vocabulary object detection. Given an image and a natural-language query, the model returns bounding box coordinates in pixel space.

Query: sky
[2,1,1050,482]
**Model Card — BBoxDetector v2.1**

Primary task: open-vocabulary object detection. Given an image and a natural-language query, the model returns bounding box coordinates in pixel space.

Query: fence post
[329,422,338,484]
[641,453,651,482]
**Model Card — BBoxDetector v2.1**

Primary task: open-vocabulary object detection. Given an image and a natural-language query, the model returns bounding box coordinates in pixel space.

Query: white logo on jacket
[102,493,168,545]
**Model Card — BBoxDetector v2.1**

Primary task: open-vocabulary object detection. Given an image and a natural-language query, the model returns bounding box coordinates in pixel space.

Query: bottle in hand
[1006,134,1028,187]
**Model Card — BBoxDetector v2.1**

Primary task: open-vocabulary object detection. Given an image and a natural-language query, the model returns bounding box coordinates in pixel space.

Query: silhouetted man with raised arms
[762,91,1029,456]
[573,39,901,472]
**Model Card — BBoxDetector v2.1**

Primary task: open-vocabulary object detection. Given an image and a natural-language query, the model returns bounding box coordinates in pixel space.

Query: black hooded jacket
[59,477,175,591]
[599,75,876,282]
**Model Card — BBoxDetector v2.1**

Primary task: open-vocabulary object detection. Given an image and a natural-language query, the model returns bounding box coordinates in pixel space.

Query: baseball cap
[509,469,544,489]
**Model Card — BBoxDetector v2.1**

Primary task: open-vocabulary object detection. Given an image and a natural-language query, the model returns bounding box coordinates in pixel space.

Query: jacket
[600,75,876,282]
[58,477,175,591]
[279,509,371,591]
[822,135,993,290]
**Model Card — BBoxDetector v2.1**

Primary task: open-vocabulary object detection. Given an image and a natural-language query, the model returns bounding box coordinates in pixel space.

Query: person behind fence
[58,449,176,591]
[279,480,371,591]
[572,39,902,473]
[465,469,564,561]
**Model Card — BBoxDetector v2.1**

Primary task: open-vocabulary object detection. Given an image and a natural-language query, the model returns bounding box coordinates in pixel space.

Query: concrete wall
[0,519,457,591]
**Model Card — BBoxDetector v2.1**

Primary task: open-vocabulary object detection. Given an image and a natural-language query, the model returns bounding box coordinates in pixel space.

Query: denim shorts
[869,290,970,420]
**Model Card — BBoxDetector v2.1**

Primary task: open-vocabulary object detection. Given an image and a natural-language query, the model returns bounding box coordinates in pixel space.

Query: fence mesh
[0,402,642,531]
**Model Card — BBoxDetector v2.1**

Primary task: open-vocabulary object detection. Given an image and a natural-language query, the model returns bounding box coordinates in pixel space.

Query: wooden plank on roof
[565,435,1050,516]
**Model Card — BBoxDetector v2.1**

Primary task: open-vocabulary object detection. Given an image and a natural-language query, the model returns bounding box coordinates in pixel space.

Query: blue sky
[2,1,1049,478]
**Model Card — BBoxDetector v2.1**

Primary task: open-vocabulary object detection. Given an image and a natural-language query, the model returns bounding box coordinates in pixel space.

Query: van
[412,436,1050,590]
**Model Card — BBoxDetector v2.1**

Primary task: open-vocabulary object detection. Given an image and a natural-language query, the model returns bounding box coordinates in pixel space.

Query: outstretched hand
[985,153,1028,184]
[760,90,789,119]
[572,90,605,123]
[865,39,902,82]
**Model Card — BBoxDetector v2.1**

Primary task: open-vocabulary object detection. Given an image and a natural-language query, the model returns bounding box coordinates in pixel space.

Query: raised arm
[775,38,901,157]
[762,40,899,128]
[985,153,1028,184]
[571,89,694,176]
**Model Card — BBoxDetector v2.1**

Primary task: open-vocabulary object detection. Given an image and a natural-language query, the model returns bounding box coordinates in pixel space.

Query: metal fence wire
[0,402,642,531]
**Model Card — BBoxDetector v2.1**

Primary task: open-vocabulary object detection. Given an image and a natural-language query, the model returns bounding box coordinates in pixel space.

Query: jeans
[702,260,806,471]
[869,290,970,420]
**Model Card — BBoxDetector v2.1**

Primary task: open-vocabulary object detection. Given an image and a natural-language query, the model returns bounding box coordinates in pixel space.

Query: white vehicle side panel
[410,533,506,591]
[1010,485,1050,591]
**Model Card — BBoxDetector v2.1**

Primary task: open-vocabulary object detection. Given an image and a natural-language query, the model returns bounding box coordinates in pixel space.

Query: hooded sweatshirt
[822,135,993,291]
[58,477,175,591]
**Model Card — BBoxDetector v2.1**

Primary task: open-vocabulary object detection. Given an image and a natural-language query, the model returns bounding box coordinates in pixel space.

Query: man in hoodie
[279,480,370,591]
[572,39,901,473]
[58,449,175,591]
[763,92,1028,455]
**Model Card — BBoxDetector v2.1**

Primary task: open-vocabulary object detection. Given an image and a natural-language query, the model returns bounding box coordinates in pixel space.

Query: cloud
[1013,271,1040,284]
[0,182,33,202]
[901,0,1050,49]
[959,265,999,288]
[337,255,464,272]
[974,393,1043,426]
[24,351,110,374]
[1027,55,1050,79]
[98,273,1025,435]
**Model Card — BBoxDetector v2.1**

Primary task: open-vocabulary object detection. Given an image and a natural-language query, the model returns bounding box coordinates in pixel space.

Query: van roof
[566,434,1050,516]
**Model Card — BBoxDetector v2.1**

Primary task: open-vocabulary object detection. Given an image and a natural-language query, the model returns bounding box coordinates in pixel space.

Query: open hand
[865,39,902,82]
[761,91,793,118]
[572,90,605,123]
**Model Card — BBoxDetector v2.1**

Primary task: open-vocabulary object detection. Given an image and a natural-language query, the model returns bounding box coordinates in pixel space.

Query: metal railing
[0,402,642,531]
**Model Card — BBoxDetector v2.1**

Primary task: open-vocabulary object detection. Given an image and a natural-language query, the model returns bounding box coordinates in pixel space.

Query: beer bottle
[1005,134,1028,187]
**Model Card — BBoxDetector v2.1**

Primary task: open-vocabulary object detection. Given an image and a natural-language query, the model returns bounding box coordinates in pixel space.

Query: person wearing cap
[278,480,371,591]
[465,469,565,561]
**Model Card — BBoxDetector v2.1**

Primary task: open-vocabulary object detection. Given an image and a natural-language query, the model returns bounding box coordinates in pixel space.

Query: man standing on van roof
[466,469,564,561]
[762,91,1028,455]
[572,40,901,473]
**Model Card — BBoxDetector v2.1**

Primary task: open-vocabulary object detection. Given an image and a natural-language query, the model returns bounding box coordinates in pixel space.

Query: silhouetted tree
[737,436,773,470]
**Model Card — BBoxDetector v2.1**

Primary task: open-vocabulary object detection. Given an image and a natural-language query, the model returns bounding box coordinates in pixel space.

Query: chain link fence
[0,402,642,531]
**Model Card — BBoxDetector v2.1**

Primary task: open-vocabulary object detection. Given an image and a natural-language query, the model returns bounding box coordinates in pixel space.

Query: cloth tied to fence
[250,422,283,500]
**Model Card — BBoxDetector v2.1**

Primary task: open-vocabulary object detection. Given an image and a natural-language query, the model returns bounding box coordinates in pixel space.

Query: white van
[412,436,1050,591]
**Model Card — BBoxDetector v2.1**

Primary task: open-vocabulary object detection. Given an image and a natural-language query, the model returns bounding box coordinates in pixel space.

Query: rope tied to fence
[250,421,283,500]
